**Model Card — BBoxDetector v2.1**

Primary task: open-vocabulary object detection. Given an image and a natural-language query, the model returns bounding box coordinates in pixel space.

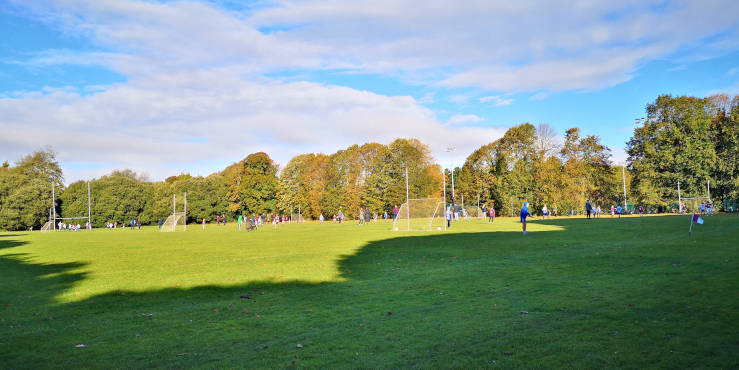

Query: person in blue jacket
[521,202,530,235]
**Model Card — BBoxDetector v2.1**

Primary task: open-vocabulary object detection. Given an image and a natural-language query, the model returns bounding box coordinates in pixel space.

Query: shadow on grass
[0,237,28,251]
[0,233,29,238]
[0,217,737,368]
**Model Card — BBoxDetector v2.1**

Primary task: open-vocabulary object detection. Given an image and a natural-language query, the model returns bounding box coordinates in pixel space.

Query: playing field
[1,215,737,368]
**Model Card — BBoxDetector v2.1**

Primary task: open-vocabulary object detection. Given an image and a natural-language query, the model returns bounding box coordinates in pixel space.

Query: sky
[1,0,738,184]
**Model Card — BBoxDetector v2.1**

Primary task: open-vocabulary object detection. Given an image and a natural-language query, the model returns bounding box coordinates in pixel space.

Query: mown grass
[1,214,737,368]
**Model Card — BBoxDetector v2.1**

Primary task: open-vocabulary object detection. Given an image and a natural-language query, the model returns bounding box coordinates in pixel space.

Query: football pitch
[1,215,737,368]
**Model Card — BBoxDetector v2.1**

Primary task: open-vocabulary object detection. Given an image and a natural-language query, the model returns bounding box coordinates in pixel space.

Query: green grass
[1,215,737,368]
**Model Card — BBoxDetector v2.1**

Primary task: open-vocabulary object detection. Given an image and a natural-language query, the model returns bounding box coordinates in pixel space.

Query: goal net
[393,198,445,231]
[291,213,305,223]
[463,206,484,220]
[161,212,186,232]
[680,197,713,214]
[41,221,52,232]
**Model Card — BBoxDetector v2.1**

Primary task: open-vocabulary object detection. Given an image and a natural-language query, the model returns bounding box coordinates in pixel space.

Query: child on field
[521,202,530,235]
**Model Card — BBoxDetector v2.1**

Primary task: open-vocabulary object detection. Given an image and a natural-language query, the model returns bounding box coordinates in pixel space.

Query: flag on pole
[689,213,704,236]
[692,214,704,225]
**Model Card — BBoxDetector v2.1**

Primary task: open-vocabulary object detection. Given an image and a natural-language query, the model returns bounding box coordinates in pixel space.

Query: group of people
[698,202,713,215]
[57,221,88,231]
[103,219,141,230]
[215,215,228,226]
[585,201,603,219]
[129,218,142,230]
[357,207,376,225]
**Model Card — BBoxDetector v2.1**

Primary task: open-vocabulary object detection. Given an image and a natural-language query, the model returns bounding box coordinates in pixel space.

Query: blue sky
[1,0,737,183]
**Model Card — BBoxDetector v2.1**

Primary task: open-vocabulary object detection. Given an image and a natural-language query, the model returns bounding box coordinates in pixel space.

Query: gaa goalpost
[161,193,187,232]
[392,168,446,232]
[42,180,92,232]
[677,180,712,214]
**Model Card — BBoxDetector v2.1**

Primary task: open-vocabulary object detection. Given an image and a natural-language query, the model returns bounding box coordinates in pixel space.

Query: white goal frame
[393,198,445,231]
[677,180,712,214]
[161,193,187,232]
[46,181,92,231]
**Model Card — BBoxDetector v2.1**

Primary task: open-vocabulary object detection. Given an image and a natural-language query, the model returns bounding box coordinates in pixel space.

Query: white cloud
[418,92,435,104]
[0,72,505,182]
[448,113,485,124]
[706,81,739,96]
[449,94,471,104]
[13,0,738,91]
[610,146,628,166]
[478,95,514,106]
[247,0,739,91]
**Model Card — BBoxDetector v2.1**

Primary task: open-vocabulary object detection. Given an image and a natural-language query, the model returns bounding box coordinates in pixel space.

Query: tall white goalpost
[42,180,91,232]
[161,192,187,232]
[392,167,445,232]
[678,180,712,214]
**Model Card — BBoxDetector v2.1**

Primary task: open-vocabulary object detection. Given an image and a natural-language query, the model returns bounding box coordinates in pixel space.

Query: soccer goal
[463,206,484,220]
[46,181,92,231]
[290,205,305,223]
[41,221,53,232]
[677,180,713,214]
[393,198,445,231]
[161,193,187,232]
[681,197,712,214]
[161,212,186,232]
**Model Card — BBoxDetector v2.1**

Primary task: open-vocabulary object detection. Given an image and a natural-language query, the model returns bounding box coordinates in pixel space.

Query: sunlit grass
[9,217,567,304]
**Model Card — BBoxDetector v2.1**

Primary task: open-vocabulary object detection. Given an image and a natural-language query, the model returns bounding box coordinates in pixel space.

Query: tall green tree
[277,153,315,217]
[708,94,739,205]
[0,149,62,230]
[627,95,718,208]
[87,170,152,226]
[224,152,278,216]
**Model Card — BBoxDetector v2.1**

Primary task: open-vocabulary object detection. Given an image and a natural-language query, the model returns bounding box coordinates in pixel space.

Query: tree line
[0,94,736,230]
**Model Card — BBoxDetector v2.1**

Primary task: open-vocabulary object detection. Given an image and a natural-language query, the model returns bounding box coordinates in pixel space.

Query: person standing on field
[542,205,549,220]
[520,202,530,235]
[585,200,592,219]
[392,205,399,221]
[216,215,220,226]
[202,218,205,230]
[238,214,243,231]
[319,213,324,224]
[489,207,495,224]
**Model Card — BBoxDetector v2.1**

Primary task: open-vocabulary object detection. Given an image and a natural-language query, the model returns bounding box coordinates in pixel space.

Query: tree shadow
[0,234,29,238]
[0,239,27,251]
[0,222,736,368]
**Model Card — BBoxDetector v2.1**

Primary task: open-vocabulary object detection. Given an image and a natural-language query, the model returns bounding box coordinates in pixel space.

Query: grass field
[1,215,737,368]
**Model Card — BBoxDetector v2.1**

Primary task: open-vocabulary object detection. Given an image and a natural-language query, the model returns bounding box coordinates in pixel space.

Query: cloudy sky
[1,0,738,183]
